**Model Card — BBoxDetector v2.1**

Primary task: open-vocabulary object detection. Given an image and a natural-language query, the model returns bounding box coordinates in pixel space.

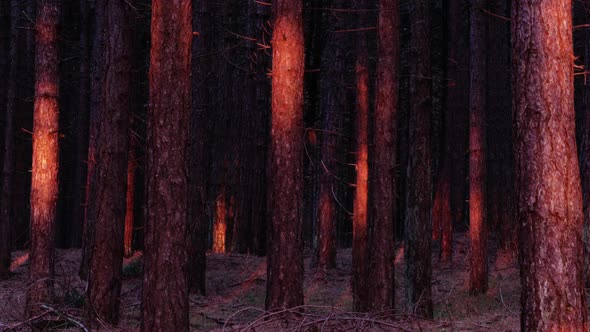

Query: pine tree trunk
[0,0,19,279]
[85,0,132,324]
[124,137,136,257]
[405,0,433,318]
[468,0,488,294]
[366,0,399,311]
[266,0,305,310]
[513,0,588,330]
[27,0,60,318]
[141,1,191,330]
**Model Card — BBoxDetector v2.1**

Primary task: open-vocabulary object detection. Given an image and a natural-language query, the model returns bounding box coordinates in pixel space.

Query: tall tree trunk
[80,0,105,279]
[316,0,347,271]
[352,28,370,313]
[468,0,487,294]
[513,0,588,330]
[124,136,136,257]
[405,0,433,318]
[266,0,305,310]
[86,0,132,324]
[27,0,60,318]
[141,1,191,331]
[0,0,19,279]
[70,0,92,248]
[367,0,399,311]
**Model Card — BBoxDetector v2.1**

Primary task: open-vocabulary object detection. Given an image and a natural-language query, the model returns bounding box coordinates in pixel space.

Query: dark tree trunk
[468,0,487,294]
[0,0,19,279]
[124,137,136,257]
[583,3,590,288]
[266,0,305,310]
[80,0,105,279]
[85,0,132,324]
[70,0,92,248]
[513,0,588,330]
[27,0,60,318]
[188,0,210,295]
[367,0,399,311]
[405,0,433,318]
[351,29,370,313]
[316,0,347,271]
[141,1,191,331]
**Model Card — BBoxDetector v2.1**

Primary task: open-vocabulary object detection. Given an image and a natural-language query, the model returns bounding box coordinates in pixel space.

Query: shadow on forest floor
[0,233,521,331]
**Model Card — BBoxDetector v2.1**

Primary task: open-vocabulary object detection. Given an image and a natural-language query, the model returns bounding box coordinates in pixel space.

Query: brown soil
[0,233,520,331]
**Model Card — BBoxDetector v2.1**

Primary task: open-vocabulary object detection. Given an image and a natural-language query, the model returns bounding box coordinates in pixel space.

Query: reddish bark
[366,0,399,311]
[468,0,487,294]
[86,0,132,324]
[27,0,60,318]
[405,0,433,318]
[141,1,191,330]
[266,0,305,310]
[513,0,588,330]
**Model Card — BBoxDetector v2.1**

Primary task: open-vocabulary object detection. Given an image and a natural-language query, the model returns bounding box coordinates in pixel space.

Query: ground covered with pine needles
[0,234,521,331]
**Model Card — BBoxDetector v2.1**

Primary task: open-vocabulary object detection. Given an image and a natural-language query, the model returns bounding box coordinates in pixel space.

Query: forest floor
[0,233,522,331]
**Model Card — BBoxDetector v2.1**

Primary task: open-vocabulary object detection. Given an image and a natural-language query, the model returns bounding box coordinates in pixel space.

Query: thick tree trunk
[583,5,590,288]
[316,0,347,271]
[352,33,370,313]
[405,0,433,318]
[367,0,399,311]
[266,0,305,310]
[513,1,588,330]
[141,1,191,331]
[86,0,132,324]
[468,0,487,294]
[80,0,105,279]
[27,0,60,318]
[0,0,19,279]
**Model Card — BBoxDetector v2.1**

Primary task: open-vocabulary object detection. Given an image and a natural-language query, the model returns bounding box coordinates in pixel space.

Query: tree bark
[86,0,132,324]
[266,0,305,310]
[513,0,588,330]
[405,0,433,318]
[468,0,487,295]
[27,0,60,318]
[0,0,19,279]
[124,137,136,257]
[367,0,399,311]
[141,1,191,330]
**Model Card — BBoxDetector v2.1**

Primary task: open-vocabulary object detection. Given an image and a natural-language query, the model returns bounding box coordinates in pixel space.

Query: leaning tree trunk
[468,0,487,295]
[0,0,19,279]
[85,0,132,325]
[367,0,399,311]
[27,0,60,318]
[513,0,588,330]
[405,0,433,318]
[141,1,191,331]
[265,0,305,310]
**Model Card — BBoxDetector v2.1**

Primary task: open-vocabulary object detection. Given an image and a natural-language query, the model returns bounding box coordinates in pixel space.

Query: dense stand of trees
[2,0,590,330]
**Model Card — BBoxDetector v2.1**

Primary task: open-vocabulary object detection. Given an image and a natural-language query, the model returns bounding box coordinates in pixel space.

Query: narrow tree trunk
[468,0,487,294]
[583,4,590,288]
[86,0,132,324]
[352,26,370,312]
[513,0,588,330]
[80,0,105,279]
[141,1,191,330]
[0,0,19,279]
[124,137,136,257]
[266,0,305,310]
[367,0,399,311]
[27,0,60,318]
[405,0,433,318]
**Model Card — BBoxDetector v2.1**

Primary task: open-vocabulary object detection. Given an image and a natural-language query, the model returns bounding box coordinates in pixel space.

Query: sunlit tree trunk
[405,0,433,318]
[468,0,487,294]
[141,1,191,331]
[266,0,305,310]
[513,0,588,330]
[367,0,399,311]
[316,0,346,271]
[27,0,60,318]
[86,0,132,324]
[0,0,19,279]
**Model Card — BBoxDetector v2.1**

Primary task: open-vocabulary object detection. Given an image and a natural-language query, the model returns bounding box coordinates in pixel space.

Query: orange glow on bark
[213,197,227,253]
